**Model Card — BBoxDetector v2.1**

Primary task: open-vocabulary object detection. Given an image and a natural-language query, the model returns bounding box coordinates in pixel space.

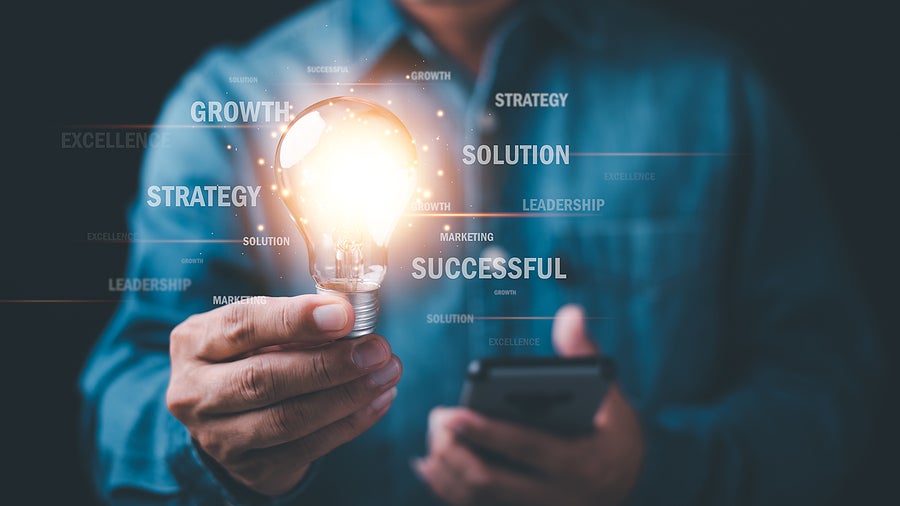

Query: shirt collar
[523,0,607,51]
[342,0,607,80]
[343,0,410,81]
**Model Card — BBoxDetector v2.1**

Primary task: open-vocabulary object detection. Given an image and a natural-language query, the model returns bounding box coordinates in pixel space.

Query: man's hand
[166,295,401,496]
[415,304,643,506]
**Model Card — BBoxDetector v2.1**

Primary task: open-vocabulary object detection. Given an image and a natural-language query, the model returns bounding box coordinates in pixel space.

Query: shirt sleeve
[626,62,880,505]
[77,49,319,505]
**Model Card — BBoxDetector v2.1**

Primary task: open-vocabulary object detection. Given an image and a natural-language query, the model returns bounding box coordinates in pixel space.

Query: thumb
[552,304,599,357]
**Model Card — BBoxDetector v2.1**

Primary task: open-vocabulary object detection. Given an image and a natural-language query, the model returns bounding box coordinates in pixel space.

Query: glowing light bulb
[275,97,417,337]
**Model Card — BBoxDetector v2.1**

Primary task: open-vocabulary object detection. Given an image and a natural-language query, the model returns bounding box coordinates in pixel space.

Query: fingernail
[352,339,388,369]
[370,386,397,410]
[446,417,467,435]
[410,457,427,481]
[312,303,349,332]
[369,358,401,386]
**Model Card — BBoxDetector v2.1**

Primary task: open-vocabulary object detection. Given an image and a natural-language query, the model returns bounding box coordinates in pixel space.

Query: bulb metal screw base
[317,285,379,338]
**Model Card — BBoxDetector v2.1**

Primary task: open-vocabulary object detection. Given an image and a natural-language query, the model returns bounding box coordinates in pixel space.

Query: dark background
[6,0,896,503]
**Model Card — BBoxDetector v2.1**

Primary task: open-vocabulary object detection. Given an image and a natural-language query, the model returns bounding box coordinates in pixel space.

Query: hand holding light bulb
[165,97,415,496]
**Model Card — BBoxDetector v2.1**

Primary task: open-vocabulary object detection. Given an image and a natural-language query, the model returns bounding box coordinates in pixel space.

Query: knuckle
[169,317,196,356]
[333,381,364,409]
[234,360,277,405]
[266,401,304,437]
[220,303,253,350]
[194,429,233,463]
[278,301,303,338]
[165,380,197,420]
[310,351,337,387]
[164,384,186,418]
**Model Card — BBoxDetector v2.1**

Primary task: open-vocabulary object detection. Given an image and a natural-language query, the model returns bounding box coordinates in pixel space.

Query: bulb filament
[335,235,364,290]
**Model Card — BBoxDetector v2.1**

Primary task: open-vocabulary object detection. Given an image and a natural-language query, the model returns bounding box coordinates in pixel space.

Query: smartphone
[459,355,616,437]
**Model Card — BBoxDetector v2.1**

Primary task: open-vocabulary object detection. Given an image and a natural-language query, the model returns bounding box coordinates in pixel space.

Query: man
[80,0,877,504]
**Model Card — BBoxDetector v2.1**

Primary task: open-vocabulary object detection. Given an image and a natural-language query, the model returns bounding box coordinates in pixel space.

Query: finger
[226,388,397,493]
[199,334,394,413]
[415,443,484,506]
[172,294,354,361]
[594,385,641,435]
[202,357,402,450]
[435,407,575,478]
[551,304,598,357]
[420,407,471,501]
[416,438,559,506]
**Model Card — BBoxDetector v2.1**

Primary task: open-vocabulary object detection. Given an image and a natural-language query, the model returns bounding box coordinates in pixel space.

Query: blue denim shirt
[79,0,877,504]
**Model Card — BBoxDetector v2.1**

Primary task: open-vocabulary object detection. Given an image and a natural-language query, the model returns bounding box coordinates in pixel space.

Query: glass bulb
[275,97,417,337]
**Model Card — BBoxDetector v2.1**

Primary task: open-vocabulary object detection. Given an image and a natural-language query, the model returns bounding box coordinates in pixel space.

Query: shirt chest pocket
[555,218,708,294]
[549,218,719,398]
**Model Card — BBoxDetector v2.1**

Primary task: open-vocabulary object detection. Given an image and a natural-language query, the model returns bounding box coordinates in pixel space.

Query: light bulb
[275,97,417,338]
